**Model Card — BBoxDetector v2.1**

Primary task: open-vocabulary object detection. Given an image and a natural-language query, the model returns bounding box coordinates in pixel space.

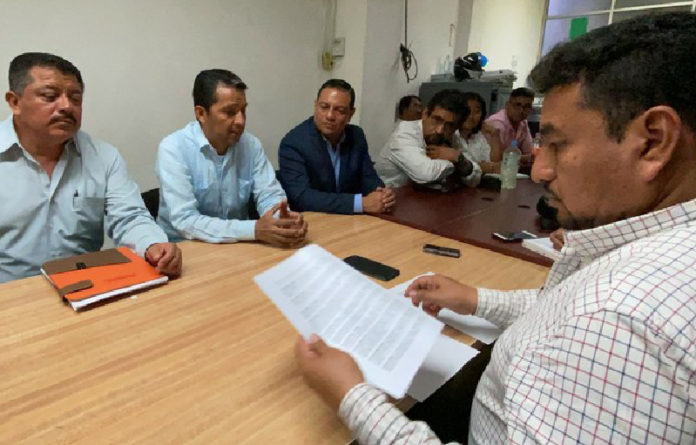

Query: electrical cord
[400,0,418,82]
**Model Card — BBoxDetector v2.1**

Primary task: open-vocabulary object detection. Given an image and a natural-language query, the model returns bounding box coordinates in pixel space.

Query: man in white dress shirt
[375,89,481,188]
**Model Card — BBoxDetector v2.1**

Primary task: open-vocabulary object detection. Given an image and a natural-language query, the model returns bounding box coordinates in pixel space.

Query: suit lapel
[337,131,351,192]
[312,122,338,192]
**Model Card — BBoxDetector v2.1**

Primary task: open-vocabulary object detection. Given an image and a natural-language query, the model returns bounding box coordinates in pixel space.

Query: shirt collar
[192,121,215,152]
[321,131,346,151]
[0,115,79,156]
[564,198,696,261]
[0,115,20,154]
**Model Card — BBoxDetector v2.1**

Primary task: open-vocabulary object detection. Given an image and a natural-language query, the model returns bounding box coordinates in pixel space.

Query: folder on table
[41,247,168,310]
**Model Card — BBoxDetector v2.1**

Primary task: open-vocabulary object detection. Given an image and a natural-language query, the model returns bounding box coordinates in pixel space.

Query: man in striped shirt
[295,12,696,444]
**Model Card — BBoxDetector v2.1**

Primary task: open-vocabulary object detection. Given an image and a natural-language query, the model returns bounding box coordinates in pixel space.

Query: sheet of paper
[522,237,562,261]
[254,244,443,399]
[407,334,479,402]
[390,273,503,345]
[437,310,502,345]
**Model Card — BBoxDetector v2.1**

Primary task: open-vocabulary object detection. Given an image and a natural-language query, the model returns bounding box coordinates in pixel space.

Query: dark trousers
[405,343,494,444]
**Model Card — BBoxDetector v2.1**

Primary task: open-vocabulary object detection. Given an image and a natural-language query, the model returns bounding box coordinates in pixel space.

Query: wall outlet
[332,37,346,57]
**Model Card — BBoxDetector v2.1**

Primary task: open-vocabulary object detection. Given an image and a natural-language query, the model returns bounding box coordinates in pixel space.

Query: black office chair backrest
[141,188,160,220]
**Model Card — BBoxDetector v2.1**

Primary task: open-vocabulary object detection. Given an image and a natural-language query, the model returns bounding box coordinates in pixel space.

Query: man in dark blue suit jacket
[278,79,395,214]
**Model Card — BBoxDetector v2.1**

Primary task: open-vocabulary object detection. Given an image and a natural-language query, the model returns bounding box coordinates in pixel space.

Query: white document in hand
[391,273,503,344]
[253,244,443,399]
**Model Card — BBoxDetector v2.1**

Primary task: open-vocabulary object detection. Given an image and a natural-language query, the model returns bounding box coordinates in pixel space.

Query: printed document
[254,244,443,398]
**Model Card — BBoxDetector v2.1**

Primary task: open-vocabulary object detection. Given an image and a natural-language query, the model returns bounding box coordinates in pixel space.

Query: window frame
[538,0,696,58]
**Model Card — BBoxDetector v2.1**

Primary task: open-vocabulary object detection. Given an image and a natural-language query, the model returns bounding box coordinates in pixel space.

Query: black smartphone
[423,244,461,258]
[344,255,400,281]
[492,230,538,242]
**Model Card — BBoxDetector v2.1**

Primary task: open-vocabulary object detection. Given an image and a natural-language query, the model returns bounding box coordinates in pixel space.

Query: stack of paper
[522,237,562,261]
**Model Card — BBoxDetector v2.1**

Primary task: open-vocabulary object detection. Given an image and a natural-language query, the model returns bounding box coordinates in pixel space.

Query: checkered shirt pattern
[339,198,696,444]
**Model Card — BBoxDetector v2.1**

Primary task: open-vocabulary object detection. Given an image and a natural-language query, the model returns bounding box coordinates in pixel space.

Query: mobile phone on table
[344,255,400,281]
[423,244,461,258]
[492,230,538,242]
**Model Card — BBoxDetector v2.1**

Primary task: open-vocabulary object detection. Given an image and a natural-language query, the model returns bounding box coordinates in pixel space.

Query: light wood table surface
[0,213,549,444]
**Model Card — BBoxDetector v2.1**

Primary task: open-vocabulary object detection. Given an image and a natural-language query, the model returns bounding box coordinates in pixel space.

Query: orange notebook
[41,247,168,310]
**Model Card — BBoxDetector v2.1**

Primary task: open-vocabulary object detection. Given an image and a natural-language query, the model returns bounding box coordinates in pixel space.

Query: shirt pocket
[192,174,217,212]
[71,196,105,236]
[237,178,253,207]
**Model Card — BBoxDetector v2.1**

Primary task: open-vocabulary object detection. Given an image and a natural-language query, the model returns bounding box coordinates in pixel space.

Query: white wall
[332,0,368,120]
[334,0,459,157]
[0,0,547,191]
[467,0,546,88]
[0,0,328,190]
[454,0,474,57]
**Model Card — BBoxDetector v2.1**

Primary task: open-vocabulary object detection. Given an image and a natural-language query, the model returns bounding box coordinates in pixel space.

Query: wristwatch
[455,152,474,177]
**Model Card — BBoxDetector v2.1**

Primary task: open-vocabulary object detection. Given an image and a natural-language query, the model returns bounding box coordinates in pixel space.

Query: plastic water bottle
[500,140,521,189]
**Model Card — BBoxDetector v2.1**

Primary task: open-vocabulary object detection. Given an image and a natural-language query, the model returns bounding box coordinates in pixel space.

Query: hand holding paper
[405,274,479,316]
[254,244,443,398]
[295,334,365,411]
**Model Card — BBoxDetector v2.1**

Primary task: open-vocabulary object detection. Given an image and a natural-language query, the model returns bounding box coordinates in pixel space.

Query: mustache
[50,113,76,124]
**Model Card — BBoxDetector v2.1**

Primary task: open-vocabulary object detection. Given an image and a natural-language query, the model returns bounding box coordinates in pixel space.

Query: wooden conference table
[379,179,553,266]
[0,213,549,444]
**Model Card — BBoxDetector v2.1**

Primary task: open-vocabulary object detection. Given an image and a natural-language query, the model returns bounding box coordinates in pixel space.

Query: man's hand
[363,187,396,214]
[255,200,308,248]
[405,274,478,316]
[295,334,364,411]
[376,186,396,212]
[550,228,565,251]
[479,160,501,174]
[425,145,459,162]
[145,242,183,278]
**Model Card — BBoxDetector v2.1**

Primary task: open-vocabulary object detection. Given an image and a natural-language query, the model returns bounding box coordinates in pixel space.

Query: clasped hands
[295,274,478,410]
[362,186,396,214]
[255,199,308,248]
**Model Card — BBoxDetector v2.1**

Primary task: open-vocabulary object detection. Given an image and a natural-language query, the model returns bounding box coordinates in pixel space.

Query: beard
[424,133,446,146]
[557,214,597,231]
[544,186,596,231]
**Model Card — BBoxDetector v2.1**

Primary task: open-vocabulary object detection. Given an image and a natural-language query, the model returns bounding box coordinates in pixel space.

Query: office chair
[141,188,160,219]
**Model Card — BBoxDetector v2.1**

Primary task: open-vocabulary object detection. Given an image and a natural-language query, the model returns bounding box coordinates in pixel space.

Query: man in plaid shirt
[295,12,696,444]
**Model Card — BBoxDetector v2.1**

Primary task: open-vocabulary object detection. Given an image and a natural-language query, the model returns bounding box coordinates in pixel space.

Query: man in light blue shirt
[157,69,307,246]
[0,52,182,284]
